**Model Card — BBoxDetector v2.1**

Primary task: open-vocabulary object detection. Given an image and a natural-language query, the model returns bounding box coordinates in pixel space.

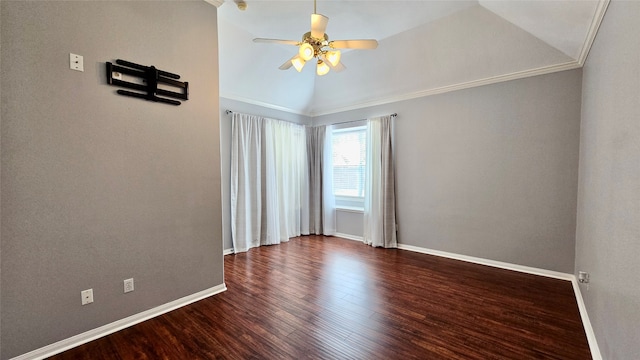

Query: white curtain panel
[363,115,397,248]
[231,113,310,253]
[264,119,310,242]
[230,114,263,253]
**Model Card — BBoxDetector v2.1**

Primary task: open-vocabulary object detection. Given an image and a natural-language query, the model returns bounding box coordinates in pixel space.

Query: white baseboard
[397,243,573,280]
[397,243,601,359]
[12,284,228,360]
[334,233,363,242]
[571,279,602,360]
[223,248,234,255]
[20,242,600,360]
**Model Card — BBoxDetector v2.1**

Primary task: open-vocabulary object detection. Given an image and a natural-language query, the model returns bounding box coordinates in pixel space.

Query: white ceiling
[217,0,607,116]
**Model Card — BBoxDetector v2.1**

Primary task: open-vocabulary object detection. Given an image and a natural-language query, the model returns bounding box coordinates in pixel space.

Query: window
[332,126,366,209]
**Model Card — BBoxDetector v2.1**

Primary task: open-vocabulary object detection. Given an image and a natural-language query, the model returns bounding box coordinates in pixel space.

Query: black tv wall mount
[106,59,188,106]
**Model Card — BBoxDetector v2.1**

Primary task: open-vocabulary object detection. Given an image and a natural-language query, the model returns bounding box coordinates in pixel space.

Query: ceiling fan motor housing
[252,6,378,75]
[301,31,329,58]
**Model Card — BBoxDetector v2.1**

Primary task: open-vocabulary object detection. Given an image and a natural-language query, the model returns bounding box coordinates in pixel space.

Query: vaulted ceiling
[217,0,607,116]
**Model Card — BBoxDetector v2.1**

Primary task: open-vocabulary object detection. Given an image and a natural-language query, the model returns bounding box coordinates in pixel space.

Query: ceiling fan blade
[279,54,308,72]
[311,14,329,39]
[278,55,296,70]
[329,61,346,72]
[253,38,299,46]
[329,39,378,49]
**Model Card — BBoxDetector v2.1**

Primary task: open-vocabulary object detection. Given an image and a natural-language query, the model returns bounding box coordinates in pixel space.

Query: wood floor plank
[48,235,591,359]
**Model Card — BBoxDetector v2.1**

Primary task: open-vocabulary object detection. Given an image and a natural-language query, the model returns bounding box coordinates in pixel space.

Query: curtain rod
[224,110,302,125]
[225,109,396,124]
[224,110,266,118]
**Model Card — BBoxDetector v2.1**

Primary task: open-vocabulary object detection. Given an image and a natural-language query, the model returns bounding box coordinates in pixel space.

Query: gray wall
[315,69,582,273]
[0,2,222,358]
[219,98,311,252]
[335,209,364,239]
[576,1,640,358]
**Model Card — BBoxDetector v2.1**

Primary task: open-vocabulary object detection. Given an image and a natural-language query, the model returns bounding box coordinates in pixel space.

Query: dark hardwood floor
[49,235,591,359]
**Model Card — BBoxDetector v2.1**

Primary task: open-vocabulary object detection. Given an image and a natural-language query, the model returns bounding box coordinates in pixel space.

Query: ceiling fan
[253,0,379,76]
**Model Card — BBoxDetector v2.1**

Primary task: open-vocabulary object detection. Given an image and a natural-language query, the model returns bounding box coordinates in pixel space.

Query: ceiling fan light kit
[253,0,378,76]
[299,42,315,61]
[316,60,330,76]
[325,50,341,67]
[291,55,306,72]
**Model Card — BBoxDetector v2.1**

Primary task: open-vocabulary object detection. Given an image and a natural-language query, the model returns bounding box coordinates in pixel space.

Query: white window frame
[332,125,366,212]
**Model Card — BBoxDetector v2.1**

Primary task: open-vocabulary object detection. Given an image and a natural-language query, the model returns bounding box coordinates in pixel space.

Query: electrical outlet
[578,271,590,283]
[81,289,93,305]
[124,278,134,293]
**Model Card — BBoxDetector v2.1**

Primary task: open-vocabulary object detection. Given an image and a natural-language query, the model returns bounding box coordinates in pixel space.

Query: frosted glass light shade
[299,43,314,61]
[325,50,341,66]
[291,55,306,72]
[316,60,330,76]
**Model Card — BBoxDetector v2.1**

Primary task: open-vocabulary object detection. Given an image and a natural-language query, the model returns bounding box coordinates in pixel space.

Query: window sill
[335,206,364,213]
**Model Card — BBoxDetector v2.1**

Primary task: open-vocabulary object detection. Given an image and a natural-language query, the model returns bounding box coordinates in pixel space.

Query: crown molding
[218,1,609,119]
[310,60,581,117]
[220,94,312,116]
[204,0,225,8]
[577,0,610,66]
[223,61,581,119]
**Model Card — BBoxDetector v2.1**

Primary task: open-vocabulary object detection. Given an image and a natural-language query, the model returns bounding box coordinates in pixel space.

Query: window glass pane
[332,127,366,198]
